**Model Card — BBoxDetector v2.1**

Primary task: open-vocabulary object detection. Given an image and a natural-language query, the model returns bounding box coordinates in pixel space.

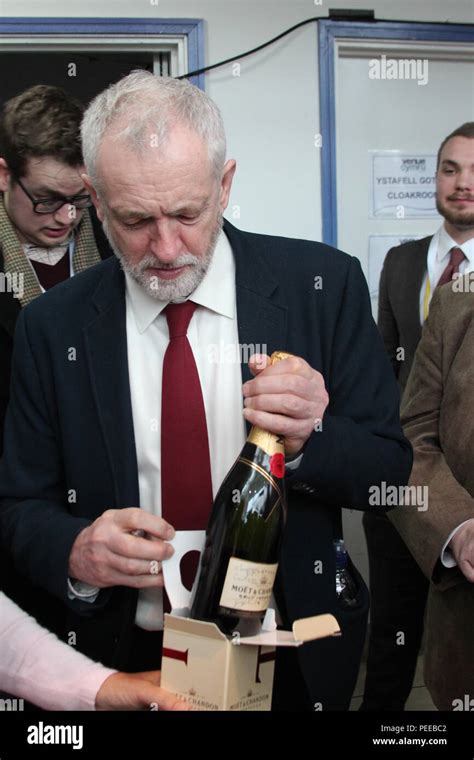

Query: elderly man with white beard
[0,72,411,711]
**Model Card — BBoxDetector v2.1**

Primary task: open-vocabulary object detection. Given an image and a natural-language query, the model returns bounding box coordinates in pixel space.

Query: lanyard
[423,274,431,322]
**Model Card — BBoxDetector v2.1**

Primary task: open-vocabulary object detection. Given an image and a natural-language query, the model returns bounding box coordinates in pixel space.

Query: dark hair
[0,84,84,178]
[437,122,474,169]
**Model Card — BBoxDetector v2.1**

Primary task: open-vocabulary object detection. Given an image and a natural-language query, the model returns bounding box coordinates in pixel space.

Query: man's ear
[81,173,104,222]
[219,159,236,213]
[0,158,11,193]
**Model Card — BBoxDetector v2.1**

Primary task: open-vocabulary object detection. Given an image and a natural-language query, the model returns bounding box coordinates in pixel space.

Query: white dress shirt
[419,224,474,324]
[127,231,247,629]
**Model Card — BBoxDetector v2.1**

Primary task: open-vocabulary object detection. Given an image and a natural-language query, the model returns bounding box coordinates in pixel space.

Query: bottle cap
[270,351,294,365]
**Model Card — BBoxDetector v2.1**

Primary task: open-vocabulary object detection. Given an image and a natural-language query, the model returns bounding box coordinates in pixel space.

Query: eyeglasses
[12,174,92,214]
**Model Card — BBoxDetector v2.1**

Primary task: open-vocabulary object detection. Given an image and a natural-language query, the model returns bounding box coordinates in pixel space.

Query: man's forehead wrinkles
[31,182,87,195]
[112,199,208,219]
[107,184,212,214]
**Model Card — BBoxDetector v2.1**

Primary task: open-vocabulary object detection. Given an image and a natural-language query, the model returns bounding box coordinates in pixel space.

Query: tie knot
[164,301,197,338]
[450,246,466,268]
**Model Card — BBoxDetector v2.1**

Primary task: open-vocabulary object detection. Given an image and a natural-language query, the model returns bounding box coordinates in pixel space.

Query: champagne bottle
[190,351,290,634]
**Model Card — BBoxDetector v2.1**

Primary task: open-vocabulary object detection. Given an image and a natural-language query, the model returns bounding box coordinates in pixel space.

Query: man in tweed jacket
[0,84,111,458]
[0,85,111,608]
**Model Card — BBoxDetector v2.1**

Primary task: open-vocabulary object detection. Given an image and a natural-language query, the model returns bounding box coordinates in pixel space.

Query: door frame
[0,17,205,89]
[318,19,474,247]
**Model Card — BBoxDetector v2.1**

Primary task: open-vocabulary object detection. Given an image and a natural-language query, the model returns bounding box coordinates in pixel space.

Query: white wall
[2,0,473,241]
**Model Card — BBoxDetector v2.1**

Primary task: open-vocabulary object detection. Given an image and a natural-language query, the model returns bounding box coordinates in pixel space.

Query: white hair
[81,71,227,188]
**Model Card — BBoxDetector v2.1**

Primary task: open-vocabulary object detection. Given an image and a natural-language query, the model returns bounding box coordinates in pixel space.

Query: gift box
[160,531,341,711]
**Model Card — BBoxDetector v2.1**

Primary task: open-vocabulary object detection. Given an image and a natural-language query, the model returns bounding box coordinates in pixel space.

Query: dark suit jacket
[378,237,431,397]
[389,279,474,710]
[0,220,412,708]
[0,208,112,457]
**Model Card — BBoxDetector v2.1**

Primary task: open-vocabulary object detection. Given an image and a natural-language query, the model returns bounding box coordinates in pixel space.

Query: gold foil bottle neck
[247,427,284,456]
[247,350,294,455]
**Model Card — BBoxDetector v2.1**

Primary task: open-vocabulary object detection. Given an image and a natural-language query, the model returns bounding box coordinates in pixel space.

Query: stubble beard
[102,214,223,300]
[436,196,474,232]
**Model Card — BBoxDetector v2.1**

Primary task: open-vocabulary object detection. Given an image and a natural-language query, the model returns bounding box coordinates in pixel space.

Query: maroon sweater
[30,251,70,290]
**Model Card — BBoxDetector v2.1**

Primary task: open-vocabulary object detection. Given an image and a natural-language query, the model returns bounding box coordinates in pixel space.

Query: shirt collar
[124,229,235,334]
[436,224,474,264]
[22,234,73,266]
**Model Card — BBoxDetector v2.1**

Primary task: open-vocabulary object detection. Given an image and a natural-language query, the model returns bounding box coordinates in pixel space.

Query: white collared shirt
[126,231,247,629]
[419,225,474,324]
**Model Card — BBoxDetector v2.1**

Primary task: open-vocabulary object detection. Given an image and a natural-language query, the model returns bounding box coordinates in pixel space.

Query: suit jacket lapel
[84,258,140,506]
[409,237,431,334]
[223,220,288,432]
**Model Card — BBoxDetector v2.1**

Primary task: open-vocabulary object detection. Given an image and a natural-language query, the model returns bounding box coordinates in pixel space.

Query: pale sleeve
[0,592,116,710]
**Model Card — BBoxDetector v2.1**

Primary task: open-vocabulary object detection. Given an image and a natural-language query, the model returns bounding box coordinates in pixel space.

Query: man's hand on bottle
[95,670,191,711]
[242,353,329,457]
[68,508,175,588]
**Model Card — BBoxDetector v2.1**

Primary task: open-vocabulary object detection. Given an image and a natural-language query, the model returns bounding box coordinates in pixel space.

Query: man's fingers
[248,355,314,380]
[247,353,271,376]
[89,549,165,587]
[107,553,163,578]
[112,508,175,541]
[243,372,321,400]
[242,408,305,438]
[112,531,174,561]
[244,392,312,419]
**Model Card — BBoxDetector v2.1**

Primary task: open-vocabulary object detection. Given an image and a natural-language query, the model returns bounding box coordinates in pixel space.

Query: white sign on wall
[370,151,437,218]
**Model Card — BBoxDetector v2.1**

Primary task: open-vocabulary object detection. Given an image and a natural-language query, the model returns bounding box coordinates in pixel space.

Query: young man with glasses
[0,84,112,458]
[0,85,111,624]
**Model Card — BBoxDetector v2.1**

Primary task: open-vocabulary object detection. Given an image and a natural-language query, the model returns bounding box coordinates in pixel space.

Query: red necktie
[436,247,466,289]
[161,301,213,594]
